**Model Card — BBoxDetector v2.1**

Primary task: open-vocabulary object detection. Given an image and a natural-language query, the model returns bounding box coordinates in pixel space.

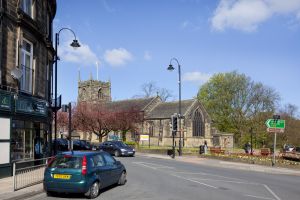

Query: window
[149,122,154,137]
[20,39,33,93]
[102,153,116,166]
[92,154,105,167]
[192,110,205,137]
[20,0,33,18]
[98,88,103,99]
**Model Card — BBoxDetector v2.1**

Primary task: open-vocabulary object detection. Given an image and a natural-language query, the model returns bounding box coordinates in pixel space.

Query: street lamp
[53,28,80,155]
[167,58,182,156]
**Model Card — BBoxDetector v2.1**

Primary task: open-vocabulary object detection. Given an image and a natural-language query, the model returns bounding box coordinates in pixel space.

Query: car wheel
[114,150,120,157]
[118,171,127,185]
[85,181,100,199]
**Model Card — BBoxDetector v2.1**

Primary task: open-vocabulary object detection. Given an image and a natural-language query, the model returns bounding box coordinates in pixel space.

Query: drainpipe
[0,0,3,85]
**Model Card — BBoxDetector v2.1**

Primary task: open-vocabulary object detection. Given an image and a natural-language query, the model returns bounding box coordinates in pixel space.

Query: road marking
[263,184,281,200]
[133,162,174,170]
[173,171,252,182]
[171,174,218,189]
[244,194,275,200]
[133,162,158,169]
[133,160,281,200]
[192,178,257,185]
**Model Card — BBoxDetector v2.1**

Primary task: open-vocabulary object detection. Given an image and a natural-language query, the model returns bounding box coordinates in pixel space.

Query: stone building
[77,78,233,148]
[0,0,56,177]
[78,74,111,103]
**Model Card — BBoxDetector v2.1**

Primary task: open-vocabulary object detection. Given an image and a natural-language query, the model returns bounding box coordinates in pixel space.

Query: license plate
[53,174,71,179]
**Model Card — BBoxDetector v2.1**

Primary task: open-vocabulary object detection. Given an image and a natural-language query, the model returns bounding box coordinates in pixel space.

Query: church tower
[78,72,111,103]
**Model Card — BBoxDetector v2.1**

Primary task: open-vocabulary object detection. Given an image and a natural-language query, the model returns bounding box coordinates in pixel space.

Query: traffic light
[172,115,178,132]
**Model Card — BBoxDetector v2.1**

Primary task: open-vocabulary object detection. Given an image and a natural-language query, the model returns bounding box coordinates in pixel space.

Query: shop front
[0,90,50,178]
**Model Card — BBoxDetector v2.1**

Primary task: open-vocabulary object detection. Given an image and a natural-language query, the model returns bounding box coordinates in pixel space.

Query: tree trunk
[98,135,103,143]
[122,131,127,142]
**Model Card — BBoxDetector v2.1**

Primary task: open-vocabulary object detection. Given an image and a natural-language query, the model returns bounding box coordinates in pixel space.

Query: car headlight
[120,149,126,152]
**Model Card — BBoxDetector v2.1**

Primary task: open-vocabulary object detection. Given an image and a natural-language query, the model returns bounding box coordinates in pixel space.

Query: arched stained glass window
[193,109,204,137]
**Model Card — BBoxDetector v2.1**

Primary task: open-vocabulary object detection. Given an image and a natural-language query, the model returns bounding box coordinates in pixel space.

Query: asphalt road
[28,155,300,200]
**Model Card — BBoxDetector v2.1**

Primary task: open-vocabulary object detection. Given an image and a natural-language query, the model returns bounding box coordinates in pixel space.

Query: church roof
[147,99,197,119]
[106,97,157,112]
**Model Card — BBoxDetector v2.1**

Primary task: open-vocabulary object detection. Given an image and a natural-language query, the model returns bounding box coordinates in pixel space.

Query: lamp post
[62,102,72,150]
[167,58,182,156]
[53,28,80,155]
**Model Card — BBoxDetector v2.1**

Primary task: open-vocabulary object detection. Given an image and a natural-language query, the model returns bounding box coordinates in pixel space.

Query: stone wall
[78,79,111,103]
[1,0,55,100]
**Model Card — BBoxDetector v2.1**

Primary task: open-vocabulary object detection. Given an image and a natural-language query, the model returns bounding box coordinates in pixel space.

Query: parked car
[53,138,69,152]
[283,144,295,152]
[44,151,127,199]
[73,140,93,151]
[98,141,135,157]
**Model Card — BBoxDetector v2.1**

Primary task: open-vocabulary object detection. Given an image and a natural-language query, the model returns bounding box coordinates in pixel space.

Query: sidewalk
[136,152,300,176]
[0,177,43,200]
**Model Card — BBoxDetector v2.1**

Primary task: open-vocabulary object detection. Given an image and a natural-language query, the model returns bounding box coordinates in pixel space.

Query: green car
[44,151,127,199]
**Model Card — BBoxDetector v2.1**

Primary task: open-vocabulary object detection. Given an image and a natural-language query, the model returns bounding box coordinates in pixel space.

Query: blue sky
[55,0,300,113]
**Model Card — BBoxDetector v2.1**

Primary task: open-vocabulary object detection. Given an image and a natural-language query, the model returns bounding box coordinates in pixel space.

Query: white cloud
[104,48,133,66]
[211,0,300,32]
[183,71,211,83]
[144,51,152,61]
[59,38,99,66]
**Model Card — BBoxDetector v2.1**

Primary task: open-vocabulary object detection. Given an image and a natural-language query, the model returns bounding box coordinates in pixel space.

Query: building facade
[0,0,56,178]
[76,78,233,148]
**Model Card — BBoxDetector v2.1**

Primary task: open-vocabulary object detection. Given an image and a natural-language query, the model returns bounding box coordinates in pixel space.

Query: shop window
[20,38,33,93]
[20,0,33,18]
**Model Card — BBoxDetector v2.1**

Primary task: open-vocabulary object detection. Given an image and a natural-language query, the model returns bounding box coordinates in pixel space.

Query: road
[28,155,300,200]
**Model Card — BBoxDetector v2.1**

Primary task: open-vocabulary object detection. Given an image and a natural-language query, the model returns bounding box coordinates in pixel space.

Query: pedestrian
[244,142,251,154]
[204,140,208,154]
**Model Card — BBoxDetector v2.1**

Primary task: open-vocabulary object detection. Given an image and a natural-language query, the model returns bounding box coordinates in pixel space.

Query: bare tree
[134,81,173,102]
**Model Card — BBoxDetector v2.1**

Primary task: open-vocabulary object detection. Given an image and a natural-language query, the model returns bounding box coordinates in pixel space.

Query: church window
[149,122,154,137]
[98,88,104,99]
[193,109,205,137]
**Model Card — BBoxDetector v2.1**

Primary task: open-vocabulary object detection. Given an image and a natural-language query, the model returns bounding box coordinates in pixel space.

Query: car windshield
[49,156,82,169]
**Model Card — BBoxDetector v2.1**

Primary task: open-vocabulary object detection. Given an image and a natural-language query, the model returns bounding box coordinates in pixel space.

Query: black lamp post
[167,58,182,156]
[62,102,72,150]
[53,28,80,155]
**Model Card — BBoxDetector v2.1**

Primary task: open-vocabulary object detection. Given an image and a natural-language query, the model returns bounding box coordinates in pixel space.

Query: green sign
[265,119,285,129]
[16,96,47,116]
[0,91,12,111]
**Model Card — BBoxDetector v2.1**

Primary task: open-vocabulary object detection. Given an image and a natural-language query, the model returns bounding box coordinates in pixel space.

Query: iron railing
[12,157,53,191]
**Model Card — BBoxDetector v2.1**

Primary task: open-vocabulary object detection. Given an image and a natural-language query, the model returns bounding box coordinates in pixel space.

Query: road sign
[140,135,149,141]
[265,119,285,129]
[267,128,285,133]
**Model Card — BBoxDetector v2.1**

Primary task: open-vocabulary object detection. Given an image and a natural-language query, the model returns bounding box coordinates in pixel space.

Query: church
[76,76,233,148]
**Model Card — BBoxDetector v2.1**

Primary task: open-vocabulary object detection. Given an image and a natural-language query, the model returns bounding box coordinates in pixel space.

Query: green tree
[198,71,280,146]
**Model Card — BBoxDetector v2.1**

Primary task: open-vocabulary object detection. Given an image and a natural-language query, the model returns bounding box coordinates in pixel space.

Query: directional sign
[267,128,285,133]
[265,119,285,129]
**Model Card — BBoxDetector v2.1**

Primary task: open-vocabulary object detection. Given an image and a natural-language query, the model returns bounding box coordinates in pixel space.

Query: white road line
[244,194,275,200]
[263,184,281,200]
[192,178,258,185]
[133,162,158,169]
[171,174,218,189]
[133,162,174,169]
[173,171,252,182]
